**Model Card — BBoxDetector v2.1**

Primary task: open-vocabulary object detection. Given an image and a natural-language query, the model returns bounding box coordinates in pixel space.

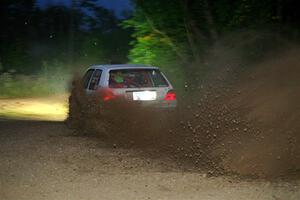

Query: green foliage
[1,39,30,72]
[123,1,189,61]
[0,1,131,98]
[79,34,106,64]
[2,0,300,97]
[0,60,71,98]
[122,1,190,91]
[0,0,131,73]
[0,73,48,98]
[124,0,300,93]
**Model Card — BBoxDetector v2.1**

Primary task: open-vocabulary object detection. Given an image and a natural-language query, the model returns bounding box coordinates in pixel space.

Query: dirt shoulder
[0,120,299,200]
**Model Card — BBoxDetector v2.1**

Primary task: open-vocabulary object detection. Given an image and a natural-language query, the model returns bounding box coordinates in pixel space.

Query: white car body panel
[83,64,177,109]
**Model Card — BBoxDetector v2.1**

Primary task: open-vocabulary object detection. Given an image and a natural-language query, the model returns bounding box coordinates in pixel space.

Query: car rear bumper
[136,100,177,110]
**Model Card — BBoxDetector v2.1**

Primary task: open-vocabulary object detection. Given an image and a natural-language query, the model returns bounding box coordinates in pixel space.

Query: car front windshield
[109,69,169,88]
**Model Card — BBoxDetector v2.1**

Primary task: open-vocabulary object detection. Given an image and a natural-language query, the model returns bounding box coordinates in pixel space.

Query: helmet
[114,72,124,83]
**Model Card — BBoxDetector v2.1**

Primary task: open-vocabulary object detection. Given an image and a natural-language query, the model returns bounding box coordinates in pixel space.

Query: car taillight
[103,94,114,101]
[164,90,176,101]
[100,89,116,101]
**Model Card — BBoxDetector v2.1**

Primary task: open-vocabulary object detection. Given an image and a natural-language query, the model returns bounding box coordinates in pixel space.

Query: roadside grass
[0,61,74,99]
[0,72,71,98]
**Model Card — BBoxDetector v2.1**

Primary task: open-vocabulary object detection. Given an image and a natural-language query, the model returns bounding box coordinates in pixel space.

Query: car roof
[89,64,159,70]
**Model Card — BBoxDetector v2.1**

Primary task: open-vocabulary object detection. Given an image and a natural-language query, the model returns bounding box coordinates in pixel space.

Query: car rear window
[109,69,169,88]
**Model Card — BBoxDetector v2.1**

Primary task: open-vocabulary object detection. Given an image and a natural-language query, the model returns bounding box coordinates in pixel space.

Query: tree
[125,0,300,66]
[0,0,35,72]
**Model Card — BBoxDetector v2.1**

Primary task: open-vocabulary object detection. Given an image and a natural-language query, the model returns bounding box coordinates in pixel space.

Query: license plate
[133,91,157,101]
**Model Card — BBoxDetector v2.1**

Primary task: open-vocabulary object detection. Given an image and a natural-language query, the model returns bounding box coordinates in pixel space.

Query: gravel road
[0,120,299,200]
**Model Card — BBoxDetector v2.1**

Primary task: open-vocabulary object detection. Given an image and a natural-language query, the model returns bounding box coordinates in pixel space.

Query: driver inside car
[110,71,125,88]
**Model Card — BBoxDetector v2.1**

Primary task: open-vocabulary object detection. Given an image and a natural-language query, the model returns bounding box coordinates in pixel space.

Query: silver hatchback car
[82,64,177,109]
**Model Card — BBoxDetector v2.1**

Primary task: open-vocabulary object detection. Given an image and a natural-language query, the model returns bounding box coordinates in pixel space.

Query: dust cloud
[67,33,300,179]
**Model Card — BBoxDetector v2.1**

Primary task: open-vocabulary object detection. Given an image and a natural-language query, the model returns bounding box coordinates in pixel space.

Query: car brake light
[103,94,114,101]
[101,89,116,101]
[164,90,176,101]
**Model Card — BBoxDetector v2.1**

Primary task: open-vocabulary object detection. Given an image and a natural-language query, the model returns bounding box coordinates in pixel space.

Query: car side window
[151,70,169,87]
[82,69,94,89]
[88,69,102,90]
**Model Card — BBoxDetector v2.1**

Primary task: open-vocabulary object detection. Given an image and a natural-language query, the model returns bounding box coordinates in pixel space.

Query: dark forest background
[1,0,300,97]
